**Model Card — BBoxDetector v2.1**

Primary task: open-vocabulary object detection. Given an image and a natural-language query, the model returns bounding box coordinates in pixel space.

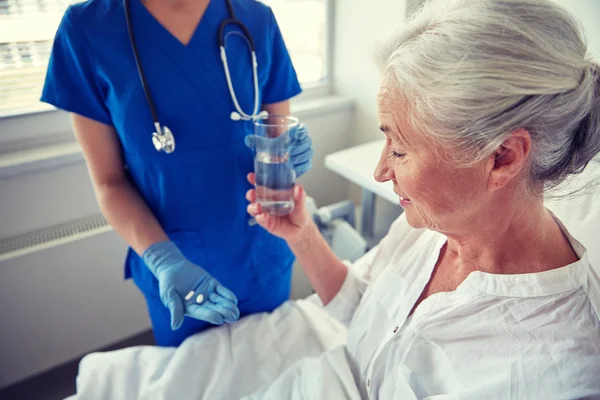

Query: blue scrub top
[41,0,302,301]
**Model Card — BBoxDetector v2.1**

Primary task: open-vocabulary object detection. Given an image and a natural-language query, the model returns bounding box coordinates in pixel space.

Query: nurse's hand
[244,124,314,177]
[246,173,312,244]
[142,241,240,330]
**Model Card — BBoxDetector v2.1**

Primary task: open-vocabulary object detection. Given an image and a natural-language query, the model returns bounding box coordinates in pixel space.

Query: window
[0,0,330,118]
[0,0,71,117]
[263,0,329,88]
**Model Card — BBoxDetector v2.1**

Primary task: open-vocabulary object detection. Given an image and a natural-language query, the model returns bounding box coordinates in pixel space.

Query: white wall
[332,0,411,233]
[0,230,147,387]
[332,0,407,147]
[554,0,600,61]
[0,99,352,389]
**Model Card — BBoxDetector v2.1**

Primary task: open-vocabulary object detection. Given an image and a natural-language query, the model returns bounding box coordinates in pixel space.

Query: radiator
[0,214,111,262]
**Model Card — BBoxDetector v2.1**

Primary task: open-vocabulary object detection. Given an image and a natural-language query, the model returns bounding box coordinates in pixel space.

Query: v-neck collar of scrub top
[130,0,222,55]
[126,0,239,129]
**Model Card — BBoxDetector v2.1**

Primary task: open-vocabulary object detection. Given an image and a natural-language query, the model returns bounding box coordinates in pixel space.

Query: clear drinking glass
[253,114,299,216]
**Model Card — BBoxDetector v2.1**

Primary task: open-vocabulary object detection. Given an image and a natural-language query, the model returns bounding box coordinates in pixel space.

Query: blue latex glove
[142,241,240,330]
[245,123,314,177]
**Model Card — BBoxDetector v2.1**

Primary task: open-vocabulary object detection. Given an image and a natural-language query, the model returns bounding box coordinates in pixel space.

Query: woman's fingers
[246,188,256,202]
[247,202,262,216]
[247,173,256,186]
[245,176,310,240]
[255,213,277,232]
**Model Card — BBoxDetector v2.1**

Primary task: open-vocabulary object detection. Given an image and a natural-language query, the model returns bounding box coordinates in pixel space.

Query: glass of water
[253,114,299,216]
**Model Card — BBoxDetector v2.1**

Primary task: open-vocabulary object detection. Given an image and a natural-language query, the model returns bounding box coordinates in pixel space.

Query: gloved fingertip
[287,127,297,141]
[305,161,313,173]
[294,125,308,141]
[166,297,184,331]
[215,284,238,304]
[170,313,183,331]
[244,135,255,149]
[294,158,312,177]
[226,309,240,323]
[227,293,238,306]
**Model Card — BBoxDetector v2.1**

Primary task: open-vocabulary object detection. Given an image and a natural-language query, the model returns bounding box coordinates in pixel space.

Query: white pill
[184,290,195,301]
[196,294,204,304]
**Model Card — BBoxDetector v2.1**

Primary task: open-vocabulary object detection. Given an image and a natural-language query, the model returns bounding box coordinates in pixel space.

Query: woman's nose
[374,147,393,183]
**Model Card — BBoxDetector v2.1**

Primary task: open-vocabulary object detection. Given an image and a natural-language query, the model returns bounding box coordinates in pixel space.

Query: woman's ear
[488,128,532,191]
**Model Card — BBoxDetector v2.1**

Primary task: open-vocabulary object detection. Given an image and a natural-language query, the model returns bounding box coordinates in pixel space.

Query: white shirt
[324,213,600,400]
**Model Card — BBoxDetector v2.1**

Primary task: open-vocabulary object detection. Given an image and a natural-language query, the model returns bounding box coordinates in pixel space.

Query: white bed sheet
[67,296,347,400]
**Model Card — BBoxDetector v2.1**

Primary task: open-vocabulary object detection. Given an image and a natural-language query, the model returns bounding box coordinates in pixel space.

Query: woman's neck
[444,197,578,276]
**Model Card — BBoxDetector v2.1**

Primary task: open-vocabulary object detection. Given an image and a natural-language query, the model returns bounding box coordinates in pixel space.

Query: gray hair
[376,0,600,189]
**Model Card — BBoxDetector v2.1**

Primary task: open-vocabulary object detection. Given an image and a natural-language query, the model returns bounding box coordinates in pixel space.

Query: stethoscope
[124,0,267,153]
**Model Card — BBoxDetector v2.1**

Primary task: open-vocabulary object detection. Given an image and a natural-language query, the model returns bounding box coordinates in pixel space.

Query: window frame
[0,0,334,150]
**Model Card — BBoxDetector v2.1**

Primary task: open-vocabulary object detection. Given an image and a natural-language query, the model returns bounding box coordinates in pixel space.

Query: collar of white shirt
[454,211,589,298]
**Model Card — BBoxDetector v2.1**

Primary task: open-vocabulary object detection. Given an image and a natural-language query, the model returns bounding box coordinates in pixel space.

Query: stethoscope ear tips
[230,111,242,121]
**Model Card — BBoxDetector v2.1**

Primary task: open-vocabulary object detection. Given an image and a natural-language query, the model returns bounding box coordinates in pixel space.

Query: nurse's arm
[262,99,291,115]
[71,113,169,255]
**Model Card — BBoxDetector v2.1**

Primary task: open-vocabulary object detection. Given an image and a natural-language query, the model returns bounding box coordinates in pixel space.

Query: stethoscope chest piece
[125,0,259,154]
[152,125,175,153]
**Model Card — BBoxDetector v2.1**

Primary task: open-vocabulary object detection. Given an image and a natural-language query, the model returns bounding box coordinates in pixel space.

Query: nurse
[40,0,313,346]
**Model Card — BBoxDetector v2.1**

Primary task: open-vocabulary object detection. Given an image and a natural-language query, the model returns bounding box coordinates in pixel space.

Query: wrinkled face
[374,86,492,233]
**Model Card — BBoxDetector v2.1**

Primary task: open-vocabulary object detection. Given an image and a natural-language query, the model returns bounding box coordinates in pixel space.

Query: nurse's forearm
[97,179,169,256]
[262,100,291,115]
[288,222,348,305]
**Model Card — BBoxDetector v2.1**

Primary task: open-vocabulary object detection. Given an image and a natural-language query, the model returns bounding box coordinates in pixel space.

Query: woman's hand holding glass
[245,173,312,244]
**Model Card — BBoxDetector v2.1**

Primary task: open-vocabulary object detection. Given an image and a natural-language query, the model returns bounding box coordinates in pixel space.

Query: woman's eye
[391,150,406,158]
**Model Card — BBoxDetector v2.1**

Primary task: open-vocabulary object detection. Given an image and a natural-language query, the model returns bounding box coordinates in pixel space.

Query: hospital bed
[65,143,600,400]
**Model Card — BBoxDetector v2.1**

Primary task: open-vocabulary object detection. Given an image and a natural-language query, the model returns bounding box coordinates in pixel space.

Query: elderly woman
[247,0,600,398]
